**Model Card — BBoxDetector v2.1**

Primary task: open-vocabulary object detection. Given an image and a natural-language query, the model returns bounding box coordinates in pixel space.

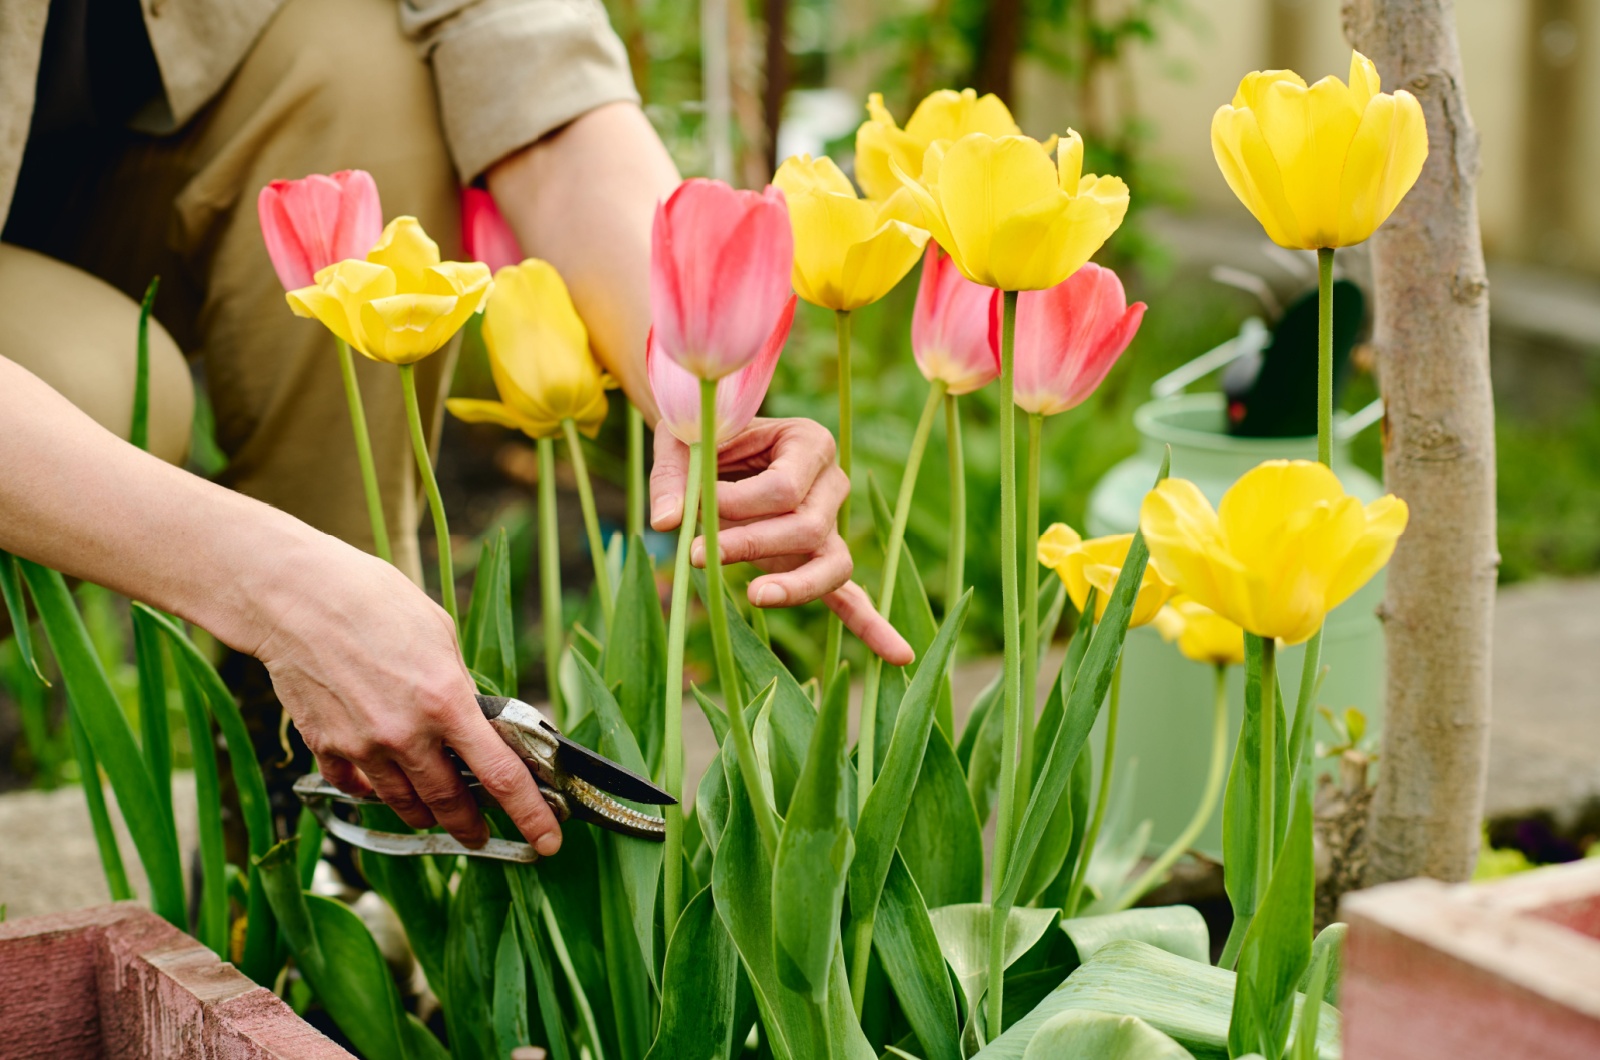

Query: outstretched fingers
[823,581,916,667]
[446,719,564,856]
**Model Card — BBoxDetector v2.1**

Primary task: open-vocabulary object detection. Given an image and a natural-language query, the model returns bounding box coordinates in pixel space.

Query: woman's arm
[0,355,563,853]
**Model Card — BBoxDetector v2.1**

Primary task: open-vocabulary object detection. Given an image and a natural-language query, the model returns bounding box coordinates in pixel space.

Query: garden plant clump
[0,50,1427,1060]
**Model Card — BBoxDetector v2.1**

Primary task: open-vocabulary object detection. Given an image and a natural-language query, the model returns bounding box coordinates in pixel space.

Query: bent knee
[0,244,193,464]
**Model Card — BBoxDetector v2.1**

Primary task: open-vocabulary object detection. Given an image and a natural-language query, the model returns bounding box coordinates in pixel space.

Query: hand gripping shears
[294,694,675,863]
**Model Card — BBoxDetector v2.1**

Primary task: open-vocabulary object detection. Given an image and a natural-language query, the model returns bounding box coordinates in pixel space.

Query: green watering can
[1082,323,1387,861]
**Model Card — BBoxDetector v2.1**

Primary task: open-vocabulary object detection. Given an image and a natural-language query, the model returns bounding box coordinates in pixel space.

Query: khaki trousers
[1,0,459,579]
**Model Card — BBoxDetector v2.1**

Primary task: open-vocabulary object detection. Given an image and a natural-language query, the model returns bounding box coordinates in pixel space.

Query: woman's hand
[649,417,915,666]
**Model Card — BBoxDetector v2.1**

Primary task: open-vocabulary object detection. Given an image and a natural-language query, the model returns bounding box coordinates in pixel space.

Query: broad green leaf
[258,839,445,1060]
[693,683,731,744]
[696,726,731,854]
[573,652,663,988]
[463,529,516,698]
[0,551,46,683]
[1080,760,1154,917]
[444,858,511,1060]
[1288,943,1332,1060]
[22,566,184,929]
[774,665,854,1001]
[513,897,574,1060]
[1022,1011,1194,1060]
[66,712,132,901]
[131,609,175,850]
[1298,923,1345,1007]
[648,885,740,1059]
[963,673,1004,824]
[604,535,668,774]
[873,663,908,775]
[868,474,953,739]
[928,903,1058,1039]
[956,670,997,771]
[849,592,971,946]
[599,833,653,1060]
[713,742,873,1060]
[973,940,1340,1060]
[494,911,532,1059]
[136,604,278,984]
[1061,907,1210,967]
[358,806,451,995]
[997,530,1149,914]
[534,815,623,1060]
[899,724,983,907]
[876,855,962,1060]
[1014,658,1076,904]
[721,593,817,814]
[175,661,227,957]
[1228,768,1315,1058]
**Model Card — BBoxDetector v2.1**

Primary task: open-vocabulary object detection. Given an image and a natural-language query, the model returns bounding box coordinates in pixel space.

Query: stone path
[2,577,1596,921]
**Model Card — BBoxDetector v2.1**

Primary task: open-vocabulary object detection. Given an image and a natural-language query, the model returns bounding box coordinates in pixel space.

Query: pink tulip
[651,178,794,381]
[911,245,1000,395]
[462,187,525,273]
[257,170,384,291]
[1013,263,1146,416]
[650,295,796,447]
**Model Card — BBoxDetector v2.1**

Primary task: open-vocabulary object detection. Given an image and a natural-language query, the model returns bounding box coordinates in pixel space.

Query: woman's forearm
[0,355,324,655]
[487,101,680,423]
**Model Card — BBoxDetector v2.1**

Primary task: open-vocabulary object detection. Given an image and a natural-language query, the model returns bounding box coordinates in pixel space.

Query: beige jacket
[0,0,639,219]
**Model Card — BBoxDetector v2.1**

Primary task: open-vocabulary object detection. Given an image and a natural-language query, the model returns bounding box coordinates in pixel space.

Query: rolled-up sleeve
[401,0,641,183]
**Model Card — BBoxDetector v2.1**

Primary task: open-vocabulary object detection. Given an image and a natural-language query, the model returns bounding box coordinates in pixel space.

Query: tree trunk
[1342,0,1498,885]
[974,0,1023,103]
[761,0,789,175]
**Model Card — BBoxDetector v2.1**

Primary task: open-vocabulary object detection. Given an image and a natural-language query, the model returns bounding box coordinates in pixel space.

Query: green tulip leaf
[648,884,741,1059]
[1298,923,1346,1007]
[773,664,855,1001]
[928,902,1058,1037]
[1060,906,1210,967]
[899,723,984,907]
[1021,1010,1195,1060]
[876,855,963,1060]
[493,911,532,1059]
[603,535,668,773]
[868,473,954,738]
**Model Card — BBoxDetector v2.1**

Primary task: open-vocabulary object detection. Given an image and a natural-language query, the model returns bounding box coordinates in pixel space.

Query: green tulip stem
[1317,247,1334,467]
[701,379,775,854]
[627,401,646,541]
[662,441,704,940]
[822,308,853,681]
[1064,656,1123,918]
[561,417,614,633]
[1115,663,1230,913]
[399,363,455,625]
[537,438,565,723]
[336,339,392,564]
[945,393,966,616]
[986,290,1023,1039]
[849,378,946,1016]
[1257,636,1278,901]
[1019,411,1044,808]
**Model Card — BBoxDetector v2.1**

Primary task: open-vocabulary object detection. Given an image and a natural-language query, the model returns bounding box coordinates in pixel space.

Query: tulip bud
[650,179,794,381]
[910,245,999,395]
[257,169,383,291]
[448,259,612,439]
[1211,51,1428,249]
[649,295,795,448]
[1013,263,1145,416]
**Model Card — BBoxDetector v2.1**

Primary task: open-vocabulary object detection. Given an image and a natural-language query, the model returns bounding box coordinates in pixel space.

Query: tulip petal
[1212,104,1306,249]
[1252,74,1365,248]
[837,219,929,310]
[780,179,877,309]
[359,293,464,364]
[890,155,956,260]
[367,217,442,290]
[912,244,1000,394]
[1232,69,1308,110]
[855,93,929,201]
[462,187,526,273]
[717,294,794,444]
[1348,51,1382,109]
[1324,494,1408,610]
[483,259,606,427]
[1335,89,1429,247]
[936,134,1062,289]
[447,398,532,432]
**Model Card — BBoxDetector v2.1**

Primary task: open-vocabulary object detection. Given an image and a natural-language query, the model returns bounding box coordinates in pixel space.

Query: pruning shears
[294,694,674,863]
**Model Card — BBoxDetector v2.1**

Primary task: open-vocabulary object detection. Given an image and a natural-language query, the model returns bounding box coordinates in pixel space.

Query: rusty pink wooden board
[0,903,353,1059]
[1342,858,1600,1060]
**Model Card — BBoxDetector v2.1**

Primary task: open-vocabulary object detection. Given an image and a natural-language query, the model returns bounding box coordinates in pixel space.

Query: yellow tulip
[854,88,1021,202]
[894,130,1129,291]
[447,259,613,439]
[1139,459,1409,645]
[771,154,929,311]
[1038,523,1177,628]
[287,216,492,365]
[1154,597,1246,667]
[1211,51,1428,249]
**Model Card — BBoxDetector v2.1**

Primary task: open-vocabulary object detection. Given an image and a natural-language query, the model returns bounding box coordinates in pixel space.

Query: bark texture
[1343,0,1498,884]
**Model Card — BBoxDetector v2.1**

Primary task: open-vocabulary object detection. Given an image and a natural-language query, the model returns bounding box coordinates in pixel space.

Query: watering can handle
[1335,398,1385,442]
[1151,317,1271,399]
